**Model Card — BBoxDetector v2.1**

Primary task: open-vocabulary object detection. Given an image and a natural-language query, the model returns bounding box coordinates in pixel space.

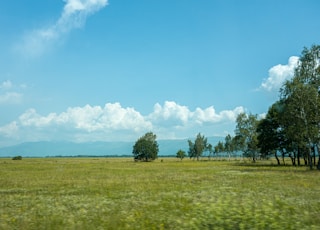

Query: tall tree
[235,113,259,162]
[132,132,159,162]
[214,141,224,158]
[257,101,286,165]
[224,134,233,160]
[188,133,210,161]
[280,45,320,169]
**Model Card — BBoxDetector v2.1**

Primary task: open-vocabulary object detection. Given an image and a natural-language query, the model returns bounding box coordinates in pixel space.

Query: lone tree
[176,149,186,161]
[132,132,159,161]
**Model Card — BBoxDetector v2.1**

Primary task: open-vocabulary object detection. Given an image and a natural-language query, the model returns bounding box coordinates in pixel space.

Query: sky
[0,0,320,146]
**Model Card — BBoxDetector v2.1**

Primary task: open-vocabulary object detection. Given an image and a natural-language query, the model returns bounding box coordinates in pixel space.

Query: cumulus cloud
[149,101,244,126]
[0,122,19,138]
[0,101,246,143]
[150,101,190,126]
[260,56,299,92]
[15,0,108,57]
[18,103,152,132]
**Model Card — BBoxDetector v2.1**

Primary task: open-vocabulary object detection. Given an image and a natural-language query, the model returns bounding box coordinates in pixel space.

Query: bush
[12,156,22,160]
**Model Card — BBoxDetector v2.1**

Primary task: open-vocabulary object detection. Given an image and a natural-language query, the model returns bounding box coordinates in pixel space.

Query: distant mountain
[0,136,224,157]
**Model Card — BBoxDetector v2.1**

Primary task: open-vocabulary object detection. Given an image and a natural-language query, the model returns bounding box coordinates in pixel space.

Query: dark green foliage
[132,132,159,161]
[12,156,22,160]
[257,101,287,164]
[176,149,186,160]
[188,133,211,160]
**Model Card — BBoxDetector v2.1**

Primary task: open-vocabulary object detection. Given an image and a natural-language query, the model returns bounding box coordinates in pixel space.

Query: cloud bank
[260,56,299,92]
[15,0,108,57]
[0,101,245,145]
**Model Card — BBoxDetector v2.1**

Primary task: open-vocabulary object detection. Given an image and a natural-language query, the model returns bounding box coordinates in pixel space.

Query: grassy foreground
[0,157,319,229]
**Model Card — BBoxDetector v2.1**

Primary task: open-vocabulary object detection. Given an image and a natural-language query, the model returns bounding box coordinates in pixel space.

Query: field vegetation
[0,157,319,229]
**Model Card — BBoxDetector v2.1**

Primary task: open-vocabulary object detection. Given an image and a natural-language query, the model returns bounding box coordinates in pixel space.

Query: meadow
[0,157,319,229]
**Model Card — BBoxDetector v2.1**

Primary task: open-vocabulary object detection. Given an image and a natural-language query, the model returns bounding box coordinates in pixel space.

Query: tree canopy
[132,132,159,162]
[176,149,186,161]
[188,133,211,161]
[234,113,259,162]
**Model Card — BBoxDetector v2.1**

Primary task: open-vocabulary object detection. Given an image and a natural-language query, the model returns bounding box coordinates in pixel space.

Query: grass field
[0,157,319,229]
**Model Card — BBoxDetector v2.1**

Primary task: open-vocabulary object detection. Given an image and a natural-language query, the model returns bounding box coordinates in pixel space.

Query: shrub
[12,156,22,160]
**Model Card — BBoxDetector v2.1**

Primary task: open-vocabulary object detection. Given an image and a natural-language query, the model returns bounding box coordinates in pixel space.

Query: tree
[188,133,211,161]
[257,101,286,165]
[176,149,186,161]
[224,134,233,160]
[235,113,259,162]
[132,132,159,162]
[214,141,225,158]
[207,143,214,160]
[12,156,22,160]
[280,45,320,169]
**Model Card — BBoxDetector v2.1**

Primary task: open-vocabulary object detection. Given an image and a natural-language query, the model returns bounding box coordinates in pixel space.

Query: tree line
[132,45,320,170]
[212,45,320,169]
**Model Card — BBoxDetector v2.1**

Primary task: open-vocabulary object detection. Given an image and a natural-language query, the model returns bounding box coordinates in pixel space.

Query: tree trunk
[304,154,308,166]
[252,153,256,163]
[297,148,301,166]
[312,145,316,166]
[308,147,313,170]
[275,152,280,165]
[281,151,285,165]
[289,153,296,166]
[316,145,320,170]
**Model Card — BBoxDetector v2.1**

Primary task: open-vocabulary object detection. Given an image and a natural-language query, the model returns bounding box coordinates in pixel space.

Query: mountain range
[0,137,224,157]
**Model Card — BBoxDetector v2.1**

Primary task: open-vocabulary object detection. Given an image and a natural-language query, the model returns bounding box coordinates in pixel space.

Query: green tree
[132,132,159,162]
[214,141,225,158]
[207,143,214,160]
[257,101,286,165]
[224,134,233,160]
[281,81,320,168]
[235,112,259,162]
[280,45,320,169]
[12,156,22,160]
[176,149,186,161]
[188,133,210,161]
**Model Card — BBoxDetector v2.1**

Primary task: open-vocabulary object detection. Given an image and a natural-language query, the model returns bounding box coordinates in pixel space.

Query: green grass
[0,157,319,229]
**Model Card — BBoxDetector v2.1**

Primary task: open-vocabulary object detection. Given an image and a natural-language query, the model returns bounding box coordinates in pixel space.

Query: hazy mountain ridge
[0,137,224,157]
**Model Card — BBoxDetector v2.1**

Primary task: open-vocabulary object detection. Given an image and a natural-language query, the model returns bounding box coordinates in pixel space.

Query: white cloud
[149,101,190,126]
[15,0,108,57]
[0,80,26,104]
[0,92,22,104]
[0,101,246,143]
[0,122,19,138]
[18,103,152,132]
[260,56,299,92]
[149,101,245,126]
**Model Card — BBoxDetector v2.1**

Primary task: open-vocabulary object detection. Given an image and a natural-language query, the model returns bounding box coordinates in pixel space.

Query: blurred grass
[0,157,319,229]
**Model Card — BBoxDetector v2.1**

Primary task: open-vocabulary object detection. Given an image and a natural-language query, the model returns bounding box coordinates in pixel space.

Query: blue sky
[0,0,320,146]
